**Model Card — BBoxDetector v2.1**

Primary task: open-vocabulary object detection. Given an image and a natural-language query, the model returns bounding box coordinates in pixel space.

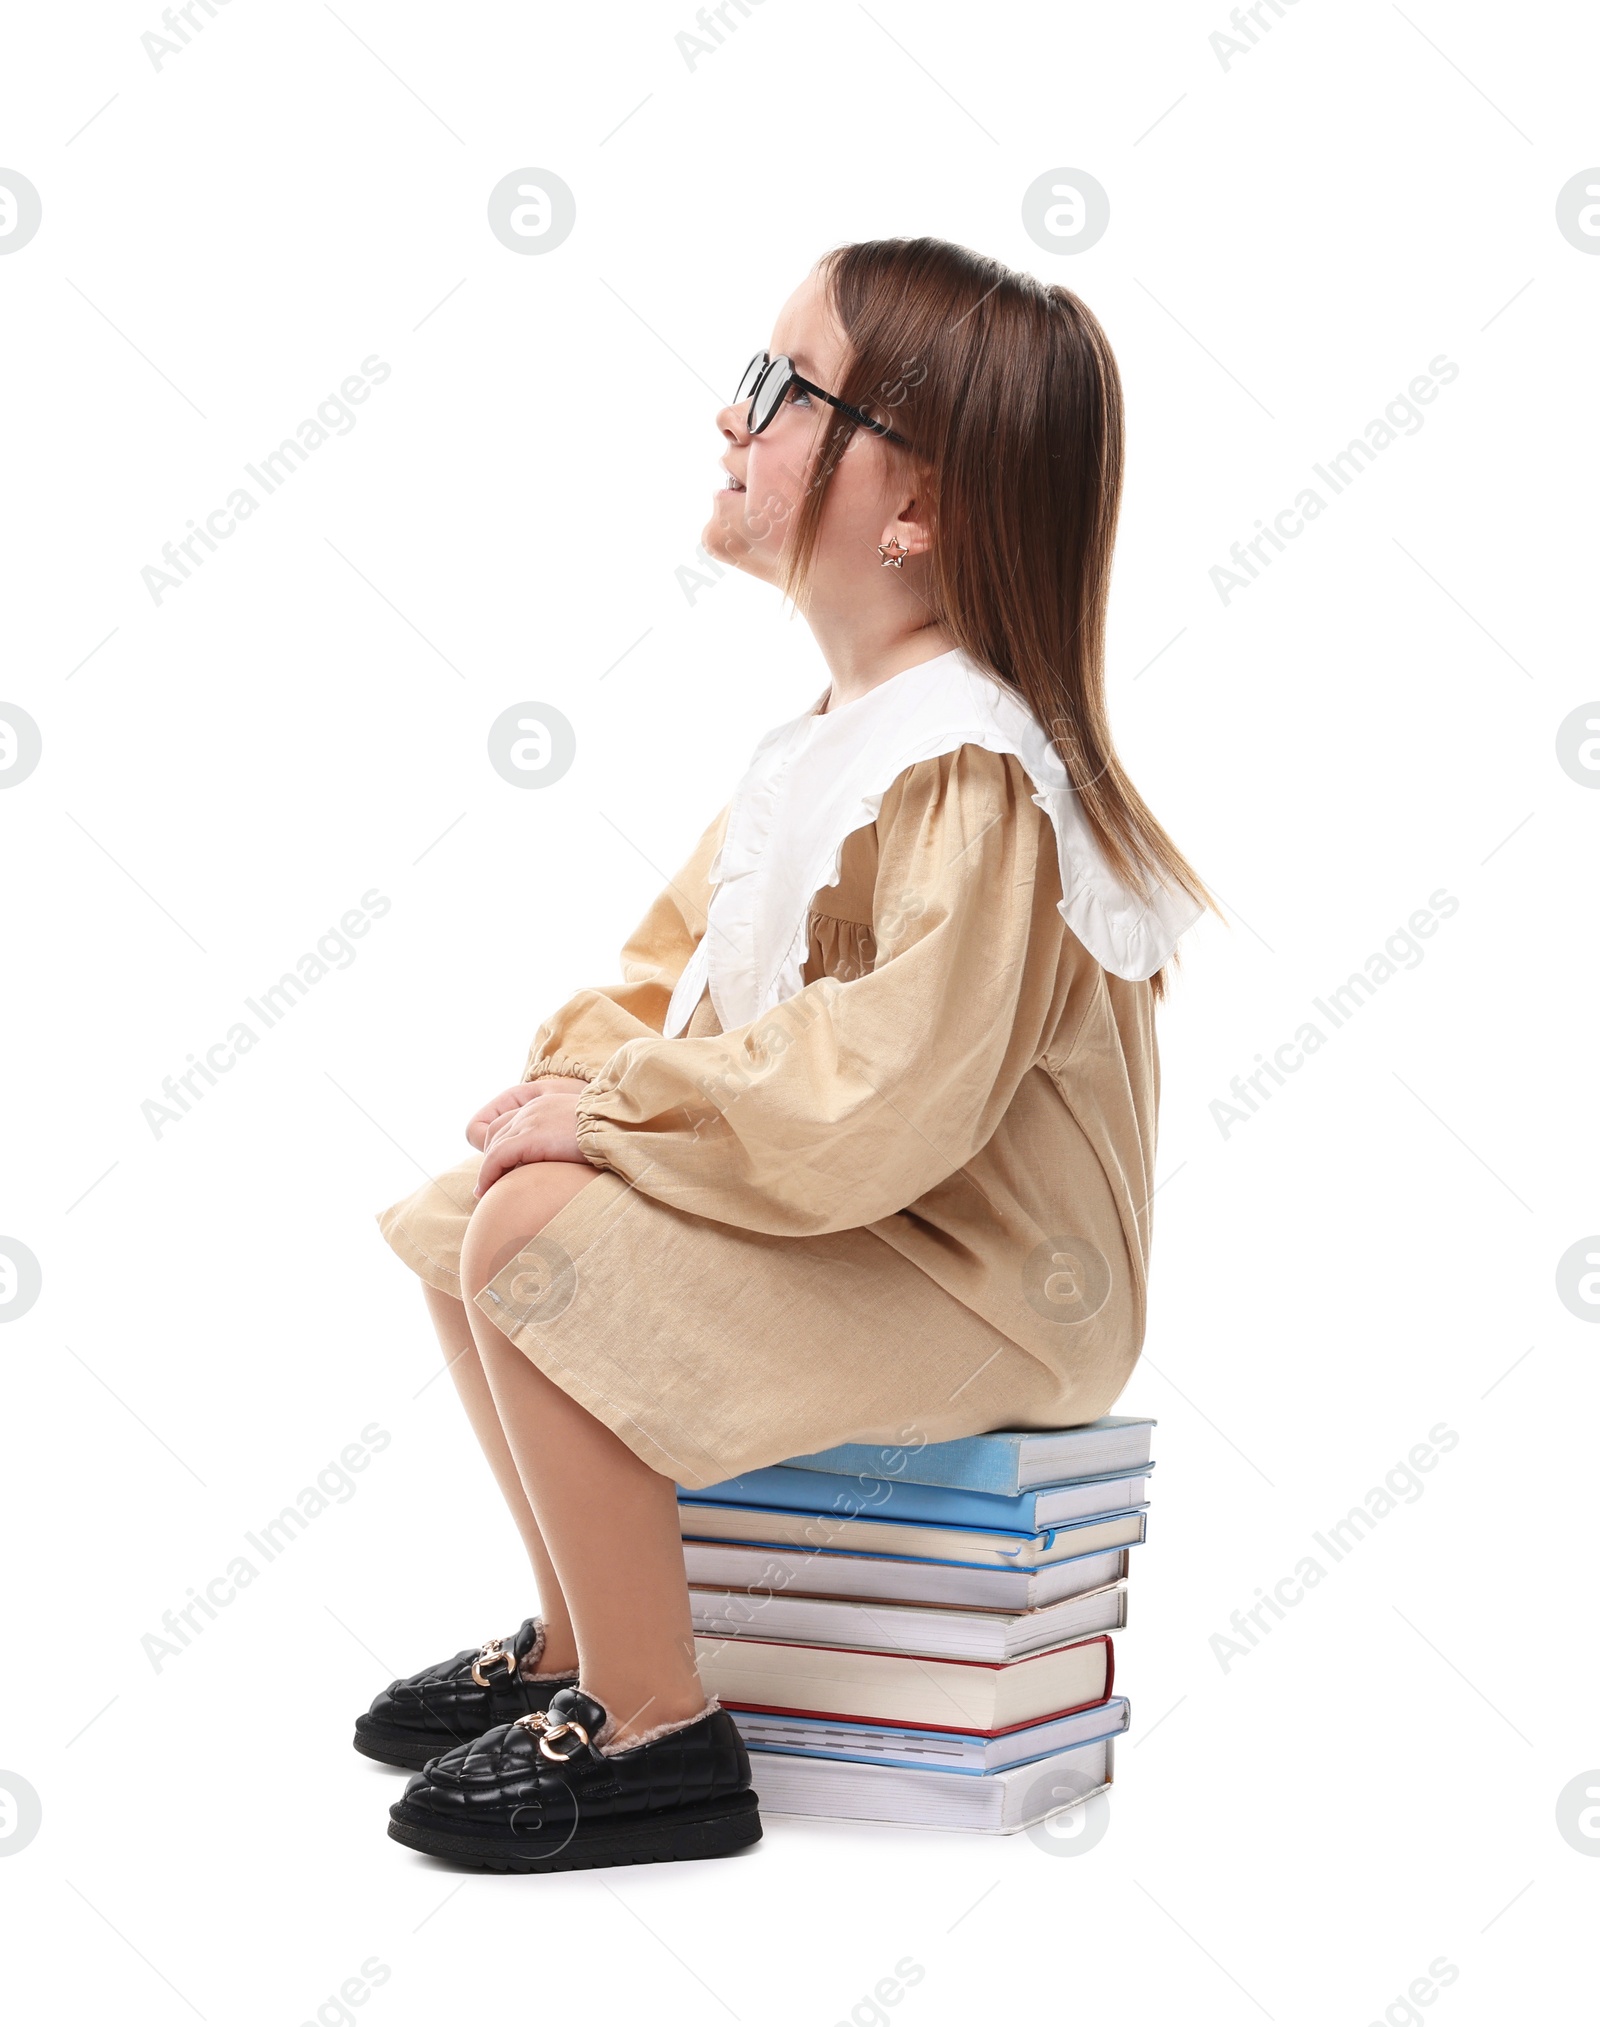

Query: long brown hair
[780,237,1219,994]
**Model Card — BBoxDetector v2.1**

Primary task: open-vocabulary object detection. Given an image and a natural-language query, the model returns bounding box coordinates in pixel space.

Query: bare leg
[459,1163,707,1751]
[420,1282,578,1674]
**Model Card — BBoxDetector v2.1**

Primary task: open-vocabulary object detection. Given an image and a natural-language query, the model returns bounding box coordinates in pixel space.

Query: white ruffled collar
[663,647,1201,1038]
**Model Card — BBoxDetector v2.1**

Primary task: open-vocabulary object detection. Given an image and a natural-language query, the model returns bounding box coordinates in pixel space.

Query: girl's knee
[459,1166,563,1298]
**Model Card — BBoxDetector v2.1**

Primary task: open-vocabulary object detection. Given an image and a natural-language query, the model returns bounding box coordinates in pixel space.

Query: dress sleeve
[521,804,728,1083]
[571,745,1076,1234]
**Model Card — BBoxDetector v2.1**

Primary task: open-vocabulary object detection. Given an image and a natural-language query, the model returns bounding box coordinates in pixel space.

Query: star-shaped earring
[877,536,910,569]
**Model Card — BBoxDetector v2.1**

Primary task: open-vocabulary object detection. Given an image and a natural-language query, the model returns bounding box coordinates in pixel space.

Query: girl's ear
[878,493,934,561]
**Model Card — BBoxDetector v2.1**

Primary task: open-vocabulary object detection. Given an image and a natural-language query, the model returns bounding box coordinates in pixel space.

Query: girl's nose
[717,399,752,448]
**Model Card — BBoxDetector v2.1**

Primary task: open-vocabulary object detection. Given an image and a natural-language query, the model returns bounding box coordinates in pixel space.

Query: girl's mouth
[723,476,746,492]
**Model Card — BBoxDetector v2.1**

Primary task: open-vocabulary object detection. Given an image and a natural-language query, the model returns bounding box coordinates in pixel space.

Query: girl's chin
[700,524,774,582]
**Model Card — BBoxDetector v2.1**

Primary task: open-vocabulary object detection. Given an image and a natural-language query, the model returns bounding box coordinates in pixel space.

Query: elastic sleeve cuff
[573,1085,617,1172]
[522,1052,602,1084]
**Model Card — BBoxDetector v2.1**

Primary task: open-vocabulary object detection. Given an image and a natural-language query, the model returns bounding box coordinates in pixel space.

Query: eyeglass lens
[749,356,792,433]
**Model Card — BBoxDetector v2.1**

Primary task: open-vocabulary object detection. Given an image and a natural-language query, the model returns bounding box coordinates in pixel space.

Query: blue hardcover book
[678,1460,1153,1534]
[734,1696,1132,1775]
[780,1416,1156,1496]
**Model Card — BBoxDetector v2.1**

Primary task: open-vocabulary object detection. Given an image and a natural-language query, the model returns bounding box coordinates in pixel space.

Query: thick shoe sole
[387,1790,763,1873]
[353,1721,461,1771]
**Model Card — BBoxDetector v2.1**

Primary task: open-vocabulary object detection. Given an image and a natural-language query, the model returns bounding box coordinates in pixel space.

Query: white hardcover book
[680,1542,1130,1612]
[690,1579,1126,1662]
[696,1628,1113,1731]
[748,1736,1115,1833]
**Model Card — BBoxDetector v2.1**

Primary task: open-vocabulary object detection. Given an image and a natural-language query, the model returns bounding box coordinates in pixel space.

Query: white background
[2,1,1596,2021]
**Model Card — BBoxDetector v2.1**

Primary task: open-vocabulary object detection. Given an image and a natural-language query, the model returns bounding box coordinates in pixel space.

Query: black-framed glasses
[733,351,914,449]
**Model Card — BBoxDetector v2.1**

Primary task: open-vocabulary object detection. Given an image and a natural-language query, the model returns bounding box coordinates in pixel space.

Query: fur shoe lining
[515,1620,578,1683]
[595,1695,723,1756]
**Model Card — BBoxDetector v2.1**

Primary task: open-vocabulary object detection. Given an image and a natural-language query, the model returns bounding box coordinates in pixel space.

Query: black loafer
[387,1685,763,1873]
[353,1618,578,1770]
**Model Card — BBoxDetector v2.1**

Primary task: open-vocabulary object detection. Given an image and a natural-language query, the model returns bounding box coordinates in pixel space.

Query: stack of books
[678,1415,1153,1835]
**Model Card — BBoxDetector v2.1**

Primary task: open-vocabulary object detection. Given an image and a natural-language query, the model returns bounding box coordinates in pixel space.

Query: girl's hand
[466,1076,589,1151]
[475,1091,588,1196]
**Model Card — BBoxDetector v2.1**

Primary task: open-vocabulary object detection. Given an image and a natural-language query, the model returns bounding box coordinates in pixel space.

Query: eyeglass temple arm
[798,376,912,448]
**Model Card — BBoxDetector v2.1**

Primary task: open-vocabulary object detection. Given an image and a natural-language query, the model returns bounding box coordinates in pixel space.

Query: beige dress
[378,745,1163,1491]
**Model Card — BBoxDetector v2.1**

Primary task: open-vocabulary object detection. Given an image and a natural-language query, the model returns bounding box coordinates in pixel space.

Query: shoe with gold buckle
[387,1686,762,1874]
[353,1617,578,1770]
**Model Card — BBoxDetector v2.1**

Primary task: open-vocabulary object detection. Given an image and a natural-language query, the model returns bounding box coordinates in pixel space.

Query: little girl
[360,235,1213,1874]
